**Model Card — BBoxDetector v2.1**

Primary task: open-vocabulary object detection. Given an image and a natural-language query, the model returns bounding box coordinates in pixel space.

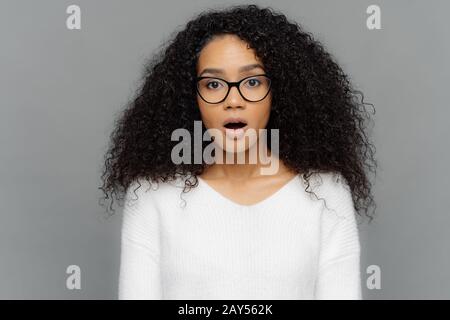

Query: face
[196,34,272,154]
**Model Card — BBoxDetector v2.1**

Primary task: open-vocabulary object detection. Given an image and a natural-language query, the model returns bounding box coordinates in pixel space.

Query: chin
[214,135,260,163]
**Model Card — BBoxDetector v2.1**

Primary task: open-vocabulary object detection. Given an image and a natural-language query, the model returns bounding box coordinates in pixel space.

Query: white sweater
[118,172,362,300]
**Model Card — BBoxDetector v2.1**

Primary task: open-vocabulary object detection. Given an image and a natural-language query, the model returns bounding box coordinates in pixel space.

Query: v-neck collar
[197,174,300,209]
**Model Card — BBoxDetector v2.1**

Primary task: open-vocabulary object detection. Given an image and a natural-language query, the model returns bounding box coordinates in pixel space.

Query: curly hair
[98,4,377,222]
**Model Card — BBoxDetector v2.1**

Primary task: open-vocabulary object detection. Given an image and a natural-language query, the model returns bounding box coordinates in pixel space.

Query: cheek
[197,97,207,117]
[254,101,272,128]
[197,102,215,128]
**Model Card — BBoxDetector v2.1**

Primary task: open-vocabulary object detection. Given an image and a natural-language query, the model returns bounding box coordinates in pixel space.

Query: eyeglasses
[196,74,271,104]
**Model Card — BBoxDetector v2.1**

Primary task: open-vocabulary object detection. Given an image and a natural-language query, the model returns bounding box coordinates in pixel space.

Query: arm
[118,179,162,299]
[314,175,362,300]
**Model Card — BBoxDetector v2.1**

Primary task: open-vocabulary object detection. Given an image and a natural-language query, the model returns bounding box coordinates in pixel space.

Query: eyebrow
[198,63,265,76]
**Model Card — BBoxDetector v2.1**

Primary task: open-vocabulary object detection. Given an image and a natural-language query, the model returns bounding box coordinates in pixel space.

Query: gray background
[1,0,448,299]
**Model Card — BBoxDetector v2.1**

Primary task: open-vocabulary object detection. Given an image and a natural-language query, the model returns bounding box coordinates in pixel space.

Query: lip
[221,117,249,140]
[224,126,247,140]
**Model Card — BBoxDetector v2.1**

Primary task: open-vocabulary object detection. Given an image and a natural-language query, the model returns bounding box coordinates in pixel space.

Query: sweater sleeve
[118,179,162,299]
[314,175,362,300]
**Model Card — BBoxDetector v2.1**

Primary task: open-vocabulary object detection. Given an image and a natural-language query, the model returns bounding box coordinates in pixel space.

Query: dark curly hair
[98,4,377,222]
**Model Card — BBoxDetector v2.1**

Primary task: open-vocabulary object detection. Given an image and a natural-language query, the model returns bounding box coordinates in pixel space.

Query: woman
[99,4,377,299]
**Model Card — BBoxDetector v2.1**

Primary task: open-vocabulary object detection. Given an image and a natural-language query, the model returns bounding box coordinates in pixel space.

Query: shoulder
[124,175,195,209]
[305,171,355,221]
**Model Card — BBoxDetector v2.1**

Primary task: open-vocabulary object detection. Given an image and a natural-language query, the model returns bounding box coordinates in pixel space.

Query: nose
[223,86,245,109]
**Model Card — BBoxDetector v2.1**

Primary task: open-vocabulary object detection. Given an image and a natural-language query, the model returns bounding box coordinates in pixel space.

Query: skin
[196,34,297,206]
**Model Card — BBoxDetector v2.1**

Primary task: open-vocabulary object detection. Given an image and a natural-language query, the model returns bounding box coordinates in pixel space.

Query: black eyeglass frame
[196,74,272,104]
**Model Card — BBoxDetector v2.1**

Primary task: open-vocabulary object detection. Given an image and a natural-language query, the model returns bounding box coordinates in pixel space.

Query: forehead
[196,34,264,74]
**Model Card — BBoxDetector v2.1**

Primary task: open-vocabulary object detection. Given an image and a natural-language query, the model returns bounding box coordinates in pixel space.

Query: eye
[206,80,224,90]
[244,78,261,88]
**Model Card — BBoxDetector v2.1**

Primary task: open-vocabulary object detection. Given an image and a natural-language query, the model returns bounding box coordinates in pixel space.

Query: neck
[202,146,284,181]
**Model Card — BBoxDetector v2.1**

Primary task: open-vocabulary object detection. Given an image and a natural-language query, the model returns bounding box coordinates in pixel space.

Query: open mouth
[224,122,247,130]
